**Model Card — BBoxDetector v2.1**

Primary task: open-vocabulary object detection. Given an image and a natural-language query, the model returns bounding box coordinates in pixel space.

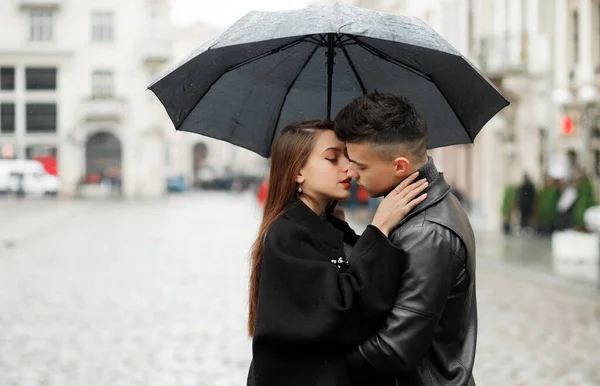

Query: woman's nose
[341,160,351,172]
[346,167,358,179]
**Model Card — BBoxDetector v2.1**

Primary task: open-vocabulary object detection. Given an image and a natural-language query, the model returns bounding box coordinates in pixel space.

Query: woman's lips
[340,178,352,189]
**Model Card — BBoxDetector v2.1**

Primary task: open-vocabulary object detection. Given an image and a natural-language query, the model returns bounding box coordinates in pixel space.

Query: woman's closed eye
[326,158,338,163]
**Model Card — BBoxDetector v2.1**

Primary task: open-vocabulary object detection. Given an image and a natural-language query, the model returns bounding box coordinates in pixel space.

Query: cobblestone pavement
[0,193,599,386]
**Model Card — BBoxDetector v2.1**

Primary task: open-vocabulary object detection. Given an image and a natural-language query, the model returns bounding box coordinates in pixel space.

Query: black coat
[347,161,477,386]
[247,198,405,386]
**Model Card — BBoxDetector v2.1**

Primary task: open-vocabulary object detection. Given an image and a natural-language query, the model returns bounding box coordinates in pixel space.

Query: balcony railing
[80,96,126,123]
[141,38,171,65]
[476,33,529,76]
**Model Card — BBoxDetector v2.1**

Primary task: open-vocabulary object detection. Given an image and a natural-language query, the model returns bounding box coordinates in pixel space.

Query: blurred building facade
[318,0,600,227]
[320,0,502,225]
[169,22,267,189]
[0,0,174,199]
[5,0,599,207]
[550,0,600,188]
[474,0,600,223]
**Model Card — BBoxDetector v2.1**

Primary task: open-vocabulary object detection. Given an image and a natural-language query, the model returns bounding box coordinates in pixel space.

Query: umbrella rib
[175,37,313,130]
[227,36,313,73]
[316,34,329,46]
[306,36,324,45]
[270,44,321,148]
[348,38,474,142]
[338,35,367,95]
[349,36,432,81]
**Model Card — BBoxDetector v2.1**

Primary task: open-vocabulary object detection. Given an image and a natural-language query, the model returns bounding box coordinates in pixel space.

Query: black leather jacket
[348,167,477,386]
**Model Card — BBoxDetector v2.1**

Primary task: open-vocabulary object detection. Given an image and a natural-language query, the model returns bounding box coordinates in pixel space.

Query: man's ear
[393,157,410,177]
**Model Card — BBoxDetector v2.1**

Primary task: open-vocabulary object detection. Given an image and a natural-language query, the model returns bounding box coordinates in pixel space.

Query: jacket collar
[395,158,451,228]
[283,196,344,248]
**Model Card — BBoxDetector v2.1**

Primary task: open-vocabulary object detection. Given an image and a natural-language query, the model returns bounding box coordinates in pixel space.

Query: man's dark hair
[334,92,428,161]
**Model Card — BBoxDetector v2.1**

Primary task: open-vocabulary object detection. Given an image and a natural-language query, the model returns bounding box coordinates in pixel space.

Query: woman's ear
[296,172,305,184]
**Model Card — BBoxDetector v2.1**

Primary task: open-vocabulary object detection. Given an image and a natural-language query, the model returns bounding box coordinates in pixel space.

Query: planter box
[551,230,600,264]
[552,259,600,283]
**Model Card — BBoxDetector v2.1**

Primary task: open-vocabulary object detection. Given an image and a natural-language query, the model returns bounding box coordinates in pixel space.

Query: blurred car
[0,159,60,196]
[166,176,186,193]
[195,165,232,190]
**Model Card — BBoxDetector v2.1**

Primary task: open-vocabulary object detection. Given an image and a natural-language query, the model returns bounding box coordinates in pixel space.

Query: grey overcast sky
[171,0,314,27]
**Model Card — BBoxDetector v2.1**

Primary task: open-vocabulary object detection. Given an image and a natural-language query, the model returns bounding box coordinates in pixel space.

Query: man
[334,92,477,386]
[517,173,535,231]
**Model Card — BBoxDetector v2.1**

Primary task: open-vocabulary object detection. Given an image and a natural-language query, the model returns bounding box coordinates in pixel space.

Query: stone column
[552,0,572,105]
[577,0,598,101]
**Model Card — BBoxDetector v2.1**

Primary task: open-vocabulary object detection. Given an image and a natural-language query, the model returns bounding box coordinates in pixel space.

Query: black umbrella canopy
[149,3,509,157]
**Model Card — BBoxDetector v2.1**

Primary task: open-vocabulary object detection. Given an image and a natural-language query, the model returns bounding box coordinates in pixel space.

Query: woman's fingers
[403,193,428,212]
[394,172,420,194]
[397,178,428,199]
[400,180,429,202]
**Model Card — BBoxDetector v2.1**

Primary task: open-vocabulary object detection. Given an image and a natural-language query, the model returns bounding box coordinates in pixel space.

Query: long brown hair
[248,120,334,337]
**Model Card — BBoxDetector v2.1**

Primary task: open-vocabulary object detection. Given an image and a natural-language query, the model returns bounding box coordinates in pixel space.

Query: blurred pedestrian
[14,172,25,199]
[247,120,427,386]
[517,173,536,231]
[450,182,468,211]
[501,184,517,235]
[534,175,560,235]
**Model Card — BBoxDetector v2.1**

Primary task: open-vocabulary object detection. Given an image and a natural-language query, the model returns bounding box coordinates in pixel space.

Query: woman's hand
[371,172,429,236]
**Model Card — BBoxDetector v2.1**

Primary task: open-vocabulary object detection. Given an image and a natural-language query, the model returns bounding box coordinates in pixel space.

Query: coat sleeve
[253,221,404,347]
[346,225,464,372]
[327,215,360,245]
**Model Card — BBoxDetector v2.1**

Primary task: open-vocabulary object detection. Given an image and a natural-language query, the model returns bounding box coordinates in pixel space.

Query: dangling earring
[297,183,303,194]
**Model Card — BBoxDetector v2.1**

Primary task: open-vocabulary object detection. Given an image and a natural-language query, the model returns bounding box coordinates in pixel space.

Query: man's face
[345,142,401,197]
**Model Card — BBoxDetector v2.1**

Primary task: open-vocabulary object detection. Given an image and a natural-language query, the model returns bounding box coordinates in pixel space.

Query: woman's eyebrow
[322,147,343,153]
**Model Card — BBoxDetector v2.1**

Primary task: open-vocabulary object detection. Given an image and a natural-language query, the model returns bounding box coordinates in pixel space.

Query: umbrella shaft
[326,33,335,120]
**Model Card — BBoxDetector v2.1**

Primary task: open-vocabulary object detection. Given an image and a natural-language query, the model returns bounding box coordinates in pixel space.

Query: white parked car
[0,159,60,197]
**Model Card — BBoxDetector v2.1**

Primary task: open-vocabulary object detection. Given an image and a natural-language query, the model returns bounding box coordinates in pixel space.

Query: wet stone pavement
[0,193,599,386]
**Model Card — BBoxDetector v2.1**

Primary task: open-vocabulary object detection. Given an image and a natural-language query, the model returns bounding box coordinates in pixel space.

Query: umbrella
[149,3,509,158]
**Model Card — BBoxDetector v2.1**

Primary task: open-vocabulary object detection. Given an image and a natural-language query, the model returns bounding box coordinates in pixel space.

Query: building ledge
[0,45,74,57]
[142,38,171,65]
[80,97,127,123]
[16,0,63,10]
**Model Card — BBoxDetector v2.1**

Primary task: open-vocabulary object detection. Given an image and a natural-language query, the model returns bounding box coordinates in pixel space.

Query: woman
[247,120,428,386]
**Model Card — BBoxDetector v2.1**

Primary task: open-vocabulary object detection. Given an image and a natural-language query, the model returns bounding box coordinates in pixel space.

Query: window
[26,67,57,90]
[26,103,56,133]
[91,70,114,98]
[91,11,115,42]
[0,67,15,90]
[29,10,54,42]
[1,103,15,133]
[26,145,57,159]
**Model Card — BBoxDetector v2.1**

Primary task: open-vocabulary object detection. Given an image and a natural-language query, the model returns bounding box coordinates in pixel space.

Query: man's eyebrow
[348,157,366,167]
[342,148,366,166]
